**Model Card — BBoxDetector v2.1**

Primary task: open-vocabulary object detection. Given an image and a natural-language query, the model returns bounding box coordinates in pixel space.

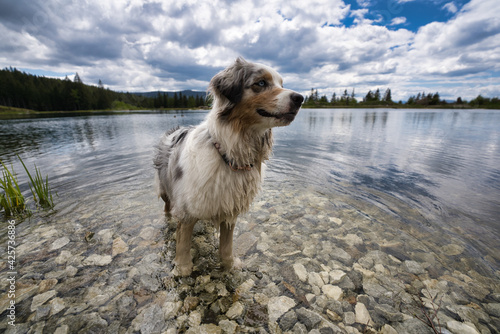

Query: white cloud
[0,0,498,101]
[443,2,458,14]
[390,17,407,26]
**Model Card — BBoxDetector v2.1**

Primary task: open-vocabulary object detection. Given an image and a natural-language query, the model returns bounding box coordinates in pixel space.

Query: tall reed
[18,155,55,209]
[0,160,28,216]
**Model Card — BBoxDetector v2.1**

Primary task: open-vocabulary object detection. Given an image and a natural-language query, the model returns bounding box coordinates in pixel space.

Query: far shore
[1,104,499,119]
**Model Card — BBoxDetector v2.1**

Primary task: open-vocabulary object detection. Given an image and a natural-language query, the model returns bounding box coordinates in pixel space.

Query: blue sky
[0,0,499,101]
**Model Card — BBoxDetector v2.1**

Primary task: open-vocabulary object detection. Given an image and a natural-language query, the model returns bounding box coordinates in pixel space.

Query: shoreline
[2,105,500,119]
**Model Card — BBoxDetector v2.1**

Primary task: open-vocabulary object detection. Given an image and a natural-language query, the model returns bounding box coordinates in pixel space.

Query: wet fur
[154,58,303,276]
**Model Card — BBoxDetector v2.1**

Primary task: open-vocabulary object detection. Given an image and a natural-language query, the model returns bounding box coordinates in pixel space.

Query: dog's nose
[291,93,304,107]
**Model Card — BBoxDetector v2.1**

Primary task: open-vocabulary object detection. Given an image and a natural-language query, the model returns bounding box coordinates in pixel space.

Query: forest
[1,67,499,112]
[304,88,500,109]
[0,67,208,112]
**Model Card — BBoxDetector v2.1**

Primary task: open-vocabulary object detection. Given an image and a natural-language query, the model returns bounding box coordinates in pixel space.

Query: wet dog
[154,57,303,276]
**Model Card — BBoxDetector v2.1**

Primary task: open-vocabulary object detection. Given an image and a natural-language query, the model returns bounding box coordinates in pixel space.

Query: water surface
[1,108,500,331]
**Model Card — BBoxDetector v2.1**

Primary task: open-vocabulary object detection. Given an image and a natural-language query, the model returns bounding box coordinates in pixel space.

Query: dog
[154,57,303,276]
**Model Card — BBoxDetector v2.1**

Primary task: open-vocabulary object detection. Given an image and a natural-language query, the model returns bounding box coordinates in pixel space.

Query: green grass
[0,161,28,216]
[0,156,55,217]
[18,155,55,209]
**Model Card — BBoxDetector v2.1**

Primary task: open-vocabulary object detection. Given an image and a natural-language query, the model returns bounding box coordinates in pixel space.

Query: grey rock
[374,304,405,322]
[292,322,308,334]
[344,311,355,325]
[392,318,435,334]
[484,303,500,318]
[279,310,298,331]
[403,260,425,275]
[35,305,51,321]
[331,247,353,265]
[140,305,165,334]
[296,307,323,330]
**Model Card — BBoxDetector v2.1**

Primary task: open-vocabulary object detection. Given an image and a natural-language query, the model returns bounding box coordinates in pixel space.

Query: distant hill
[132,90,207,99]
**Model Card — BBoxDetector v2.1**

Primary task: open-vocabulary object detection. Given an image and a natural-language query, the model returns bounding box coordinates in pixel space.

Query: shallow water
[1,108,500,333]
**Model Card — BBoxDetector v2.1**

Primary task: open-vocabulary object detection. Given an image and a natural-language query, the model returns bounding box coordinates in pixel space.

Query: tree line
[0,67,208,112]
[304,88,500,109]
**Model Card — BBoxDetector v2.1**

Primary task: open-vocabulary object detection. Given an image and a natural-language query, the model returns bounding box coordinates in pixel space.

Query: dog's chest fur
[155,122,269,224]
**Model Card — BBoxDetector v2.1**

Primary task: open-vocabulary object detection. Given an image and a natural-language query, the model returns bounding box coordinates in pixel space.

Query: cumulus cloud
[0,0,498,100]
[443,2,458,14]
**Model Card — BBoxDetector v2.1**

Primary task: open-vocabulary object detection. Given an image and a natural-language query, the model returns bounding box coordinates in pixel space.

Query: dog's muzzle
[257,93,304,121]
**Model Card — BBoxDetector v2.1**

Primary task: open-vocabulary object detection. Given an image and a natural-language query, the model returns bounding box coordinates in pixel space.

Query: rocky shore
[1,185,499,333]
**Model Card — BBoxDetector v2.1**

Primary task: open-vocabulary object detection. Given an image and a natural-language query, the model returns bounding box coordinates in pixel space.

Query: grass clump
[18,155,54,209]
[0,161,28,216]
[0,156,55,217]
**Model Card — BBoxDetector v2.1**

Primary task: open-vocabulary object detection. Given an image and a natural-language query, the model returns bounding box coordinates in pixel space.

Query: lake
[1,108,500,333]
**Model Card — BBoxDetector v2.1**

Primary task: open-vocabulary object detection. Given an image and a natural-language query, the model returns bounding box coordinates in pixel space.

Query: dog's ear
[208,57,249,115]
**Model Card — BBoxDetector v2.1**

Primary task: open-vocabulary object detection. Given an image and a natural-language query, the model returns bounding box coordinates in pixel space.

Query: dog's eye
[255,80,267,87]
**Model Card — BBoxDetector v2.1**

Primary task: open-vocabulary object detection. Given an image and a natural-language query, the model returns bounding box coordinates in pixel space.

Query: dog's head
[208,57,304,131]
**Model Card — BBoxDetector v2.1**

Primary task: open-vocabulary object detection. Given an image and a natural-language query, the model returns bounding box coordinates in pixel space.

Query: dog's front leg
[174,219,197,276]
[219,221,242,270]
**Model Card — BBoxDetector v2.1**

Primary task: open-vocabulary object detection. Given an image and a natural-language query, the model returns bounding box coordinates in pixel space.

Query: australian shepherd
[154,57,304,276]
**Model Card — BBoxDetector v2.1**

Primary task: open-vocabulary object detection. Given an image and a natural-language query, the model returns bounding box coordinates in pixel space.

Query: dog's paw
[222,256,243,271]
[173,263,193,277]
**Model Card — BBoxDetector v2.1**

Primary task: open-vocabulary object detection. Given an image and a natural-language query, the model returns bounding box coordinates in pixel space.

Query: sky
[0,0,499,102]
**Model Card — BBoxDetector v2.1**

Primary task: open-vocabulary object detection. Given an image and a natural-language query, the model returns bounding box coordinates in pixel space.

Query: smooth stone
[446,320,479,334]
[50,237,70,251]
[55,250,73,264]
[331,247,353,265]
[38,279,58,293]
[484,303,500,317]
[112,237,129,257]
[442,244,464,256]
[268,296,296,323]
[308,272,325,288]
[226,301,244,319]
[164,301,182,320]
[344,311,355,325]
[403,260,425,275]
[329,270,346,284]
[322,285,343,300]
[97,229,113,244]
[379,324,398,334]
[234,232,258,257]
[355,302,374,326]
[49,297,66,316]
[188,310,202,327]
[140,304,165,334]
[342,234,363,246]
[219,319,238,334]
[293,263,308,282]
[31,290,57,312]
[83,254,112,266]
[139,226,157,240]
[330,217,342,225]
[199,324,221,334]
[53,325,69,334]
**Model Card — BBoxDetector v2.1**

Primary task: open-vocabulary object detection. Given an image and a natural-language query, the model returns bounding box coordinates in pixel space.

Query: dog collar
[213,142,254,172]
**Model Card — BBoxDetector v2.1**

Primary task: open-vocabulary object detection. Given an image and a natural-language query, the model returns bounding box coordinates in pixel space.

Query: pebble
[322,284,343,300]
[83,254,112,266]
[112,237,129,257]
[50,237,70,250]
[355,302,374,326]
[293,263,308,282]
[5,184,500,334]
[268,296,296,322]
[31,290,57,312]
[226,301,244,319]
